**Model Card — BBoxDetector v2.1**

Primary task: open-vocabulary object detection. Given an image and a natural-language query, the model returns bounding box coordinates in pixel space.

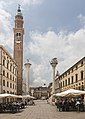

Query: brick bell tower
[13,5,24,95]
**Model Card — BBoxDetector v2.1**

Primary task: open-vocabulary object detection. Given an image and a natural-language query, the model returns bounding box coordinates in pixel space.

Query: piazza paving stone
[0,100,85,119]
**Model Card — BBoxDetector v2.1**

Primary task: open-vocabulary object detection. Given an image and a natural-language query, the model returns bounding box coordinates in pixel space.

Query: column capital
[50,58,58,68]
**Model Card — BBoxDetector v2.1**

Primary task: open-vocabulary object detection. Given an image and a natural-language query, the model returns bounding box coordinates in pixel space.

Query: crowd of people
[55,98,85,112]
[0,100,27,113]
[0,99,35,113]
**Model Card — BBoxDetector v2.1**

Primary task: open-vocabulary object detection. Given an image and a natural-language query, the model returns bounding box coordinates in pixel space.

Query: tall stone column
[24,60,31,95]
[50,58,58,94]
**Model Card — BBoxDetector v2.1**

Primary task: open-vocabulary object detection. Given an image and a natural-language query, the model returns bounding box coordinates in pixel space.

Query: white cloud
[20,0,43,5]
[0,0,44,56]
[24,28,85,86]
[32,0,43,5]
[0,0,85,87]
[0,0,29,10]
[0,1,13,53]
[78,14,85,26]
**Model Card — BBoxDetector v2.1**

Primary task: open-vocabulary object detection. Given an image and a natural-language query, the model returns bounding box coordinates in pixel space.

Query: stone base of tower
[17,78,22,95]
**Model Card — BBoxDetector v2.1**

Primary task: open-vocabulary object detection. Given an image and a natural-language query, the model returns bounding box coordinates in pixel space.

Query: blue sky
[0,0,85,87]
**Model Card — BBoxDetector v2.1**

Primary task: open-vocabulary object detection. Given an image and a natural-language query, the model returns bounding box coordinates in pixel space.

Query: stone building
[55,71,60,93]
[30,86,48,99]
[13,5,24,95]
[0,45,17,94]
[48,82,52,97]
[55,57,85,93]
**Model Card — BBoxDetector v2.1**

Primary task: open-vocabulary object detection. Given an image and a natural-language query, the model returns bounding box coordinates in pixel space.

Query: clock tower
[13,5,24,95]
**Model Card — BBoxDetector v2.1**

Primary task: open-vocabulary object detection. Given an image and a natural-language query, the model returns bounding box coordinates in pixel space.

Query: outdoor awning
[53,89,85,97]
[0,93,22,98]
[22,95,35,99]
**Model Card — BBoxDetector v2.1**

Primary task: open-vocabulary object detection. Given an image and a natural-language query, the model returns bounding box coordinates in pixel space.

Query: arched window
[16,32,21,37]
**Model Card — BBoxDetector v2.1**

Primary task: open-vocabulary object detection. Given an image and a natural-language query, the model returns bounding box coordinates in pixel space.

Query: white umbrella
[0,93,22,98]
[0,93,10,98]
[22,95,35,99]
[53,89,85,97]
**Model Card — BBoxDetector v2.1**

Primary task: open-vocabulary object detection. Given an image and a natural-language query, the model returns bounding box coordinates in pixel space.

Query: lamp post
[50,58,58,94]
[24,59,31,95]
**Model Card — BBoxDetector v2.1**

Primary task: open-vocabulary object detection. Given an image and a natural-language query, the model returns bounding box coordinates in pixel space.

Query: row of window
[73,85,84,90]
[3,59,17,75]
[3,80,16,89]
[62,85,84,91]
[60,61,84,79]
[3,70,16,82]
[3,90,16,94]
[60,71,84,88]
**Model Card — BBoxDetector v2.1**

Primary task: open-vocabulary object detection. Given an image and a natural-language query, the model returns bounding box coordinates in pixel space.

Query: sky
[0,0,85,87]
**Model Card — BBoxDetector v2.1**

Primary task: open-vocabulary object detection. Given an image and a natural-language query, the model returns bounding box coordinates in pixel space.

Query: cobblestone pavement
[0,100,85,119]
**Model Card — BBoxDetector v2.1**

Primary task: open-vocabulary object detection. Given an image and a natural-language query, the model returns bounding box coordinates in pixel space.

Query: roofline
[57,56,85,79]
[0,45,17,65]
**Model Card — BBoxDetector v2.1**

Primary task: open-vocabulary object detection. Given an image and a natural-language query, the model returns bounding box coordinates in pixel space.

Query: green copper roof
[16,11,22,16]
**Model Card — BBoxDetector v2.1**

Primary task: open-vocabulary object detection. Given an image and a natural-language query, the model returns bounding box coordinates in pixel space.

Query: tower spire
[18,4,21,12]
[16,4,22,16]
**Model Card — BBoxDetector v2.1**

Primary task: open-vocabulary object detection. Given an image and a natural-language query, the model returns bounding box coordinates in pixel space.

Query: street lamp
[50,58,58,94]
[24,59,31,95]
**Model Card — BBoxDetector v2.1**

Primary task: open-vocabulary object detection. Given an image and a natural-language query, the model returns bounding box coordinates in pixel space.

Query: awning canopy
[0,93,35,99]
[0,93,22,98]
[53,89,85,97]
[22,95,35,99]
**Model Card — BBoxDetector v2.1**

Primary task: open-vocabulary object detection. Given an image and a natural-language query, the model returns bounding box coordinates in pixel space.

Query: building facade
[30,86,49,99]
[55,71,60,93]
[0,45,17,94]
[55,57,85,93]
[48,82,52,97]
[13,5,24,95]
